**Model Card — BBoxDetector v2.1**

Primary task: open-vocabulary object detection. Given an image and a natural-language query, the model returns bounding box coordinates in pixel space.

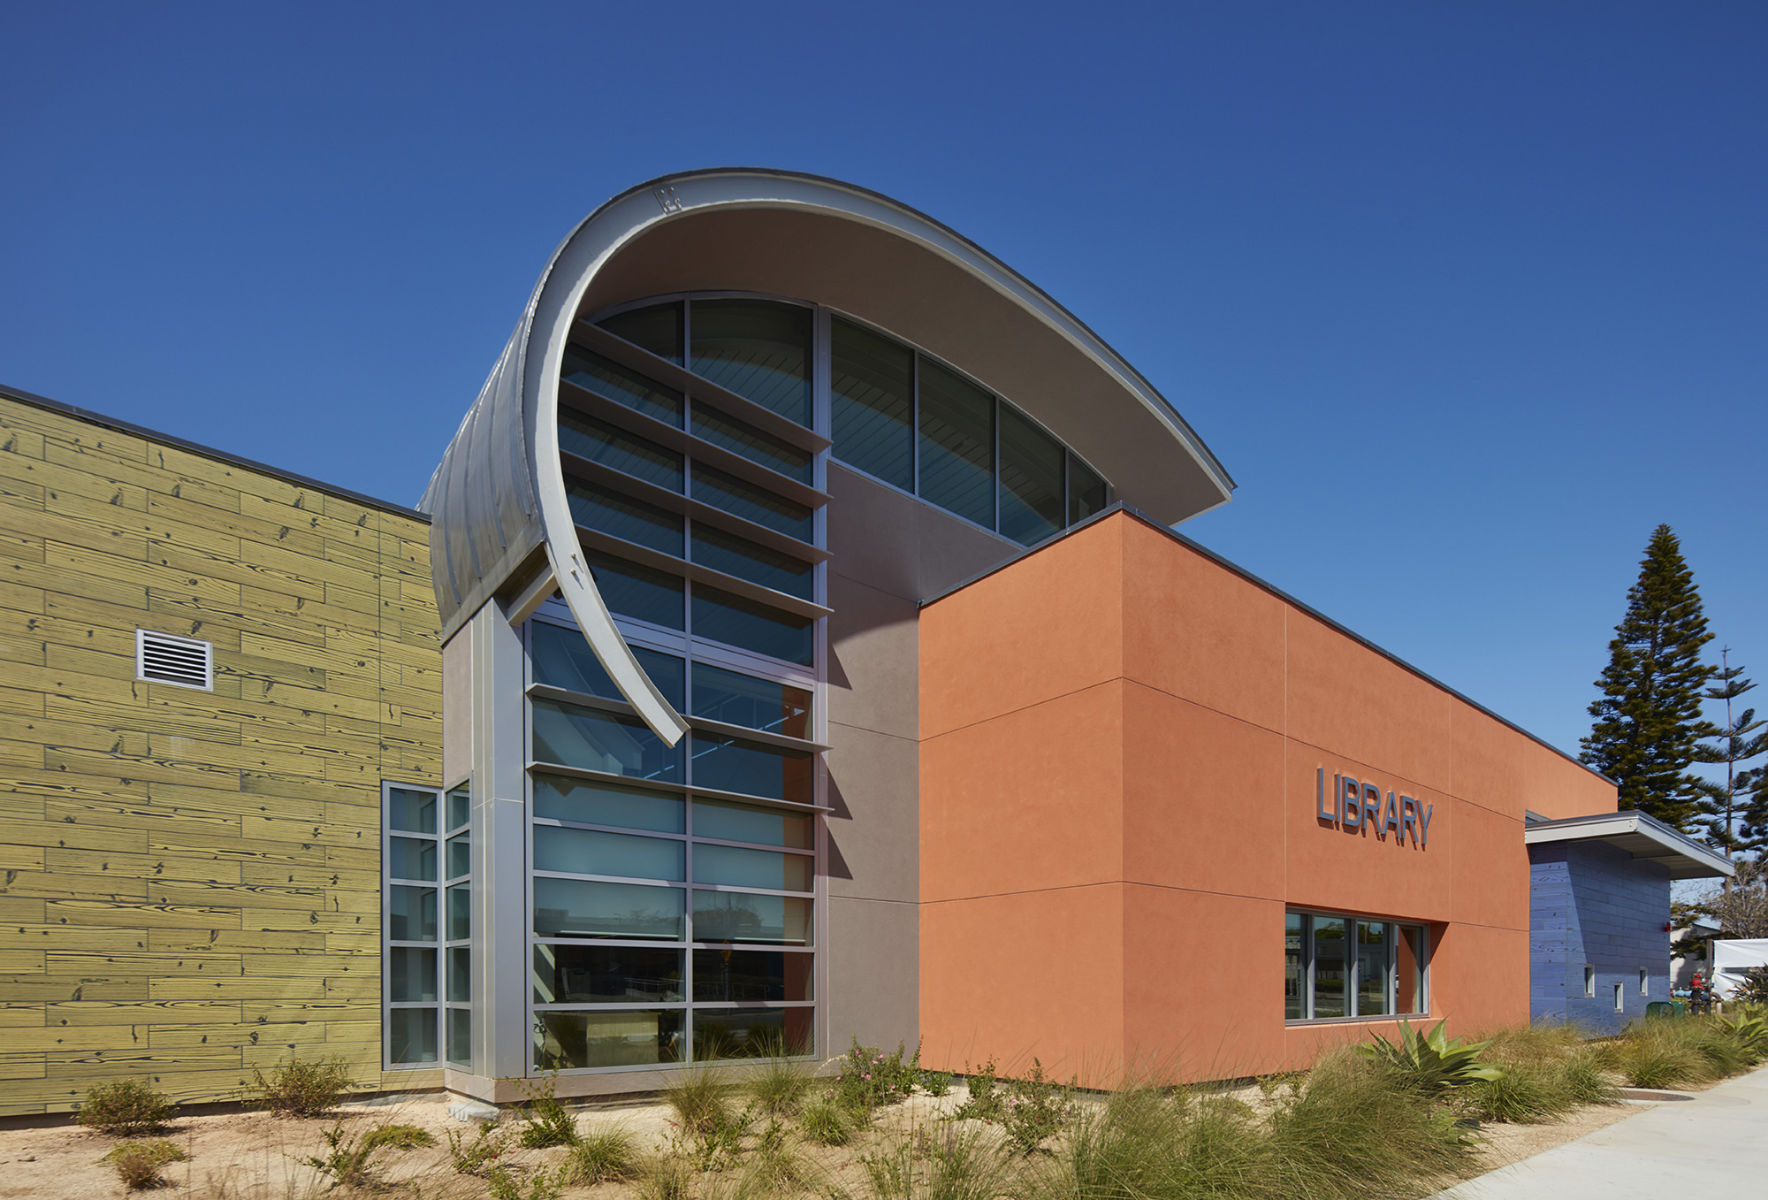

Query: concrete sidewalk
[1433,1064,1768,1198]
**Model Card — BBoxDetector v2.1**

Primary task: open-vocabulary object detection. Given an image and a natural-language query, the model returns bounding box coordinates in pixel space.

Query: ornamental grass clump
[747,1037,814,1117]
[1463,1024,1616,1123]
[1609,1018,1718,1088]
[565,1127,641,1185]
[295,1121,433,1191]
[102,1139,188,1191]
[861,1122,1016,1200]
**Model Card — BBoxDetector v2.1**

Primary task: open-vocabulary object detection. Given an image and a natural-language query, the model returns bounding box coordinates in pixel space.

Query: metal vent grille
[136,629,213,690]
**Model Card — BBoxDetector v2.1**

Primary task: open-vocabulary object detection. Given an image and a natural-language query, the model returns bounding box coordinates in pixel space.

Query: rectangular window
[917,359,994,528]
[690,523,816,600]
[531,619,685,708]
[568,483,685,557]
[598,302,683,365]
[385,781,447,1068]
[559,411,684,492]
[690,663,811,739]
[688,299,813,426]
[1068,455,1109,525]
[1286,910,1429,1023]
[1614,983,1624,1012]
[530,699,684,783]
[1640,968,1649,996]
[441,781,471,1069]
[692,585,814,666]
[691,405,814,484]
[692,734,814,804]
[561,346,684,427]
[588,553,685,631]
[691,464,814,542]
[1584,965,1596,998]
[831,316,915,491]
[997,404,1064,546]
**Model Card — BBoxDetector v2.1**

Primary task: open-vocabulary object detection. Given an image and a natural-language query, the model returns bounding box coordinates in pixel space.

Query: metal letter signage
[1316,768,1432,848]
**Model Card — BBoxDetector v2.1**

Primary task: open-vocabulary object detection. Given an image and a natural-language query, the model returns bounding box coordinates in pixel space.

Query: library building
[0,169,1731,1114]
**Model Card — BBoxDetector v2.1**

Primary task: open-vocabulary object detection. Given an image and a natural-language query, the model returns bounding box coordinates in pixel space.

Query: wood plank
[149,1020,329,1049]
[47,1000,243,1026]
[2,555,150,611]
[43,846,243,885]
[0,975,149,1001]
[0,925,151,952]
[150,975,327,1001]
[44,898,243,930]
[0,871,147,902]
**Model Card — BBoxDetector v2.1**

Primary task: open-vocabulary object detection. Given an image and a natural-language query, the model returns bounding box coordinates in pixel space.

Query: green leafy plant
[1719,1010,1768,1061]
[917,1067,954,1097]
[1733,967,1768,1006]
[446,1119,507,1175]
[250,1055,357,1118]
[1357,1019,1503,1094]
[515,1073,580,1148]
[295,1121,433,1190]
[102,1139,188,1190]
[566,1127,641,1185]
[952,1058,1077,1154]
[830,1038,921,1112]
[487,1161,565,1200]
[798,1095,853,1146]
[78,1080,178,1136]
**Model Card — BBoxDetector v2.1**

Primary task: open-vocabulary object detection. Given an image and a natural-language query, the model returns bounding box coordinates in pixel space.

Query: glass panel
[689,299,812,426]
[533,944,684,1003]
[448,883,470,941]
[690,524,815,600]
[918,359,994,527]
[388,885,436,942]
[599,302,682,364]
[997,405,1063,546]
[692,586,814,666]
[388,836,436,882]
[690,663,811,739]
[692,406,814,483]
[831,317,914,491]
[690,464,814,542]
[447,834,469,880]
[387,787,435,834]
[1397,925,1426,1014]
[1068,456,1108,525]
[693,949,814,1002]
[533,774,685,834]
[693,799,813,850]
[588,553,685,630]
[448,946,470,1003]
[694,845,812,892]
[1356,920,1391,1017]
[447,1007,471,1065]
[1285,912,1305,1020]
[530,699,683,783]
[446,784,469,832]
[388,946,437,1002]
[1312,917,1347,1019]
[535,826,684,882]
[567,482,684,557]
[531,620,685,709]
[694,1007,813,1060]
[693,735,813,803]
[535,1009,682,1069]
[533,877,685,940]
[559,411,683,492]
[389,1007,438,1065]
[692,891,812,945]
[560,347,683,427]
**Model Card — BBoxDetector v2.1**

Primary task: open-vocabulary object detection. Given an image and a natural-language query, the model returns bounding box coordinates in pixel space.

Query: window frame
[1284,908,1430,1025]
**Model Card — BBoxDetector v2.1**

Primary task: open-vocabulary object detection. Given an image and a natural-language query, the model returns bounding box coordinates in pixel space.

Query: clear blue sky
[4,2,1764,771]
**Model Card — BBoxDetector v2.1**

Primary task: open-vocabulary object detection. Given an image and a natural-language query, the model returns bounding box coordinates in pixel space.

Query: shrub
[487,1162,566,1200]
[1358,1019,1502,1095]
[1734,966,1768,1005]
[250,1056,357,1117]
[103,1139,188,1190]
[952,1058,1077,1154]
[862,1123,1014,1200]
[918,1067,954,1097]
[78,1080,178,1136]
[512,1072,580,1148]
[566,1127,640,1185]
[446,1119,507,1175]
[830,1038,920,1112]
[799,1096,853,1146]
[295,1121,433,1190]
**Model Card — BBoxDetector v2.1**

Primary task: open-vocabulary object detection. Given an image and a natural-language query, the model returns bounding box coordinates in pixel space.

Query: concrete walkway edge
[1432,1062,1768,1198]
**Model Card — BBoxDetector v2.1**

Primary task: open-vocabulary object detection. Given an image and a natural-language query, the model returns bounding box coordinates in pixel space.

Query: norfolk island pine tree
[1692,649,1767,856]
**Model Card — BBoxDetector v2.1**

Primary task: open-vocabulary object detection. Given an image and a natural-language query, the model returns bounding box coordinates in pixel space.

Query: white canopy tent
[1711,939,1768,999]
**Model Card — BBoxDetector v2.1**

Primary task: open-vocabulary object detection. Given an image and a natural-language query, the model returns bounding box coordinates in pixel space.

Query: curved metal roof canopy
[420,169,1236,745]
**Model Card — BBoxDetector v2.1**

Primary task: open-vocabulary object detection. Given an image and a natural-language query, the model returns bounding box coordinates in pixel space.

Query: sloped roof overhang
[1525,810,1736,881]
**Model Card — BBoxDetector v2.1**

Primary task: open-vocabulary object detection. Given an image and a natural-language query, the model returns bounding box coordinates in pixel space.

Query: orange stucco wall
[919,511,1616,1083]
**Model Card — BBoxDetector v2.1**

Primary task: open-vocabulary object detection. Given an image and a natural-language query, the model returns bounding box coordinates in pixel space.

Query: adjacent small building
[0,168,1732,1113]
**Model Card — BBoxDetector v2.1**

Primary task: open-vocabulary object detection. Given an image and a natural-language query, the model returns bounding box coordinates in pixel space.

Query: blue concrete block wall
[1529,841,1671,1035]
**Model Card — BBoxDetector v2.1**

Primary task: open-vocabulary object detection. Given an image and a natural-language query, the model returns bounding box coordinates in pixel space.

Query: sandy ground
[0,1081,1663,1199]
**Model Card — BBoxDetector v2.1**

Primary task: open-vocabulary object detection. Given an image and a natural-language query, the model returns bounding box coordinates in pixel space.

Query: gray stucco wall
[1529,840,1671,1034]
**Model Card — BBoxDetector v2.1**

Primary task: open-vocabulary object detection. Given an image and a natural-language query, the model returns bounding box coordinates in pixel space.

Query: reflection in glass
[693,949,813,1002]
[560,347,683,426]
[567,483,684,557]
[1068,457,1108,525]
[692,891,812,945]
[691,465,814,542]
[587,553,684,630]
[388,836,436,882]
[534,1010,683,1069]
[694,844,813,892]
[446,784,470,832]
[1357,920,1391,1017]
[693,735,813,803]
[559,412,683,492]
[388,787,435,834]
[447,833,469,880]
[689,300,812,426]
[532,621,684,708]
[533,877,685,940]
[530,699,683,782]
[691,663,811,739]
[694,1007,813,1059]
[832,317,914,490]
[448,884,470,941]
[598,302,682,364]
[692,586,814,666]
[448,946,470,1003]
[389,947,436,1002]
[1312,917,1347,1019]
[389,885,436,942]
[1285,912,1305,1020]
[690,524,815,600]
[533,774,684,834]
[693,799,813,850]
[918,360,994,528]
[448,1008,471,1066]
[533,944,684,1003]
[997,405,1063,546]
[390,1007,438,1064]
[534,826,684,882]
[691,406,814,484]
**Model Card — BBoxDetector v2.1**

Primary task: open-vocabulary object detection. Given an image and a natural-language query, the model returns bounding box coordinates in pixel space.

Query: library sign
[1316,768,1433,849]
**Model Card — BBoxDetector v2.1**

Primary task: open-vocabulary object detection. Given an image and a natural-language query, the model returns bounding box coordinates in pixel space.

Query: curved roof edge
[422,168,1236,745]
